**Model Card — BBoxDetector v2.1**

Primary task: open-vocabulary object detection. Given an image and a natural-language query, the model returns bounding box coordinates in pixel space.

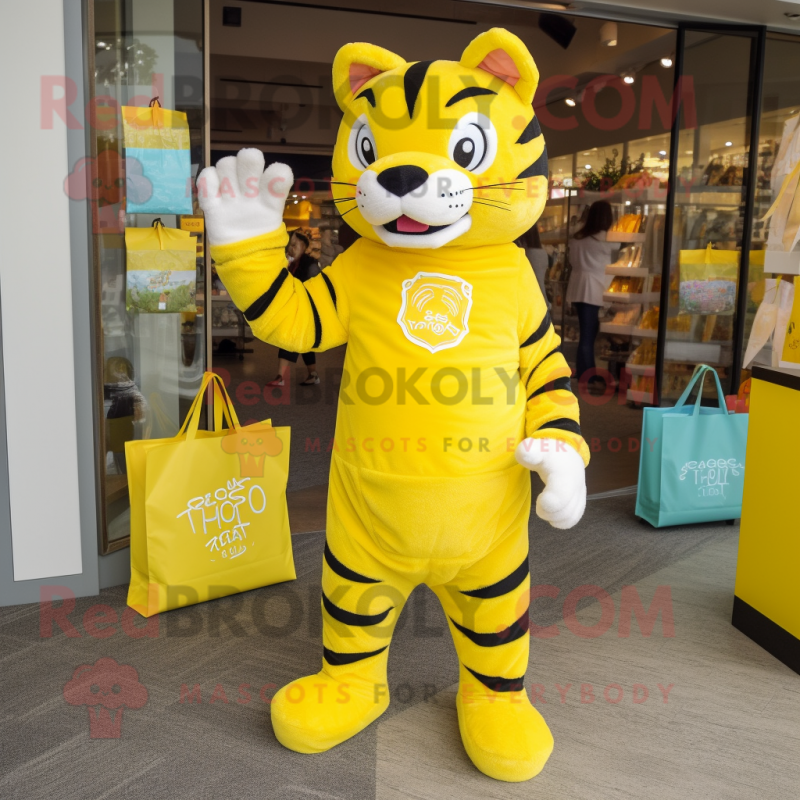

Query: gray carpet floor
[0,495,743,800]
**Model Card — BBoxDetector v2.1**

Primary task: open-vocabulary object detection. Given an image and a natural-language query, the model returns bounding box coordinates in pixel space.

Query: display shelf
[579,187,668,205]
[600,323,638,336]
[627,389,655,404]
[605,265,650,277]
[607,231,647,243]
[632,327,659,338]
[626,363,656,376]
[664,341,723,363]
[764,251,800,275]
[603,291,661,304]
[540,232,568,245]
[212,327,241,337]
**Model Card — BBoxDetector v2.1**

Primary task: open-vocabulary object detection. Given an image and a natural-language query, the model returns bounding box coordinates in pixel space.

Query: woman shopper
[517,223,548,300]
[565,200,619,392]
[266,231,322,386]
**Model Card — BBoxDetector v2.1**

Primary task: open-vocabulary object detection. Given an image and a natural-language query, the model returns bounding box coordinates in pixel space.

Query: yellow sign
[180,215,204,233]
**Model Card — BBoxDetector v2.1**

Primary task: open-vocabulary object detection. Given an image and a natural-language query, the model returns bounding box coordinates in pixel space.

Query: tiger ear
[332,42,406,112]
[459,28,539,106]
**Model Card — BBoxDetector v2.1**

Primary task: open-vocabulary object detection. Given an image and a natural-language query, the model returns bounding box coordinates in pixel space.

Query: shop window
[89,0,207,553]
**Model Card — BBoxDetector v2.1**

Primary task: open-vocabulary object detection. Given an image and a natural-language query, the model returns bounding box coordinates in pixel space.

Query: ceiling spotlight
[565,96,577,107]
[660,55,674,68]
[584,164,592,170]
[726,141,733,147]
[659,150,667,156]
[600,21,618,47]
[96,41,107,48]
[785,12,800,20]
[622,71,636,85]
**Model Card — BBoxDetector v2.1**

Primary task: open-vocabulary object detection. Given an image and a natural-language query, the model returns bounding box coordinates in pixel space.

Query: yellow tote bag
[122,99,192,214]
[679,245,739,315]
[126,372,294,617]
[125,221,197,313]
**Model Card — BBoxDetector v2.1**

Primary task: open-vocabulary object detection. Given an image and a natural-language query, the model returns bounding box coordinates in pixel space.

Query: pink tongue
[396,215,429,233]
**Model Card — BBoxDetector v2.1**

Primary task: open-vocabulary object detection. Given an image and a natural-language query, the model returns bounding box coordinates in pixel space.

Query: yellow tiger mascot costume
[199,28,589,783]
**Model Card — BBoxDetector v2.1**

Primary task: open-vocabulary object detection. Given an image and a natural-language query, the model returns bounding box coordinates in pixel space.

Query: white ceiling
[570,0,800,30]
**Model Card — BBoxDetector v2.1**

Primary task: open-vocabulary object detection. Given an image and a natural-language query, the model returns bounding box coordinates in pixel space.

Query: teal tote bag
[635,365,749,527]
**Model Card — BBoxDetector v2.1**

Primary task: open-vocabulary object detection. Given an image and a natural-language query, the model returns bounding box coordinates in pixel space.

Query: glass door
[658,26,765,402]
[89,0,208,553]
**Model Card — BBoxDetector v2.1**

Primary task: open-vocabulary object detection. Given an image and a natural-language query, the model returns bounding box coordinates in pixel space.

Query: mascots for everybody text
[199,28,589,782]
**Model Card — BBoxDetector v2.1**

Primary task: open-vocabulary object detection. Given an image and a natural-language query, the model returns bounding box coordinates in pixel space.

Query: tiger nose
[377,165,428,197]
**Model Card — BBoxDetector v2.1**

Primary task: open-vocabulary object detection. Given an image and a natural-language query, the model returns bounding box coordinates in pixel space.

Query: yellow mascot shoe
[271,668,390,754]
[456,665,554,782]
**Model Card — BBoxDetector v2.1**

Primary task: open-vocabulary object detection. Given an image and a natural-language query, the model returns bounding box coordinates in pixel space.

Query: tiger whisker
[471,196,511,205]
[470,181,524,189]
[468,186,524,192]
[330,181,359,187]
[472,201,511,212]
[338,205,360,217]
[332,197,357,203]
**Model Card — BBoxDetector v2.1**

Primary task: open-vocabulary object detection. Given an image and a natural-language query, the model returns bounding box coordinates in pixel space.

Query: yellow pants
[271,455,554,782]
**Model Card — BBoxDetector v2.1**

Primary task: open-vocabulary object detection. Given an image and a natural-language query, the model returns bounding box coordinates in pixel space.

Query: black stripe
[356,87,376,107]
[464,665,525,693]
[324,542,380,584]
[244,268,289,321]
[450,609,530,647]
[322,591,392,626]
[521,311,552,347]
[320,270,337,308]
[323,645,387,666]
[525,345,562,389]
[529,376,572,400]
[404,60,434,118]
[516,115,542,144]
[305,286,322,349]
[445,86,497,107]
[538,418,582,436]
[461,557,529,599]
[517,146,549,180]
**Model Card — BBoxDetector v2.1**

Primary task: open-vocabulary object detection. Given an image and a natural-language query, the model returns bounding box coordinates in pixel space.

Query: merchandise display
[198,29,589,783]
[607,276,644,294]
[628,340,657,365]
[611,213,645,234]
[608,245,644,270]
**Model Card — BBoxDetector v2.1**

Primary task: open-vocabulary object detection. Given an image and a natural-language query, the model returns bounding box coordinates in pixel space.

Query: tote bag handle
[178,372,241,440]
[674,364,729,416]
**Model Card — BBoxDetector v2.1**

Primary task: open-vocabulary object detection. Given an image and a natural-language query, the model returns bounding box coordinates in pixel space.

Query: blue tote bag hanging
[636,365,749,527]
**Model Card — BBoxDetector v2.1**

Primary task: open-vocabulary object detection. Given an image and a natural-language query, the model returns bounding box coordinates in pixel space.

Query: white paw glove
[515,438,587,530]
[197,148,293,246]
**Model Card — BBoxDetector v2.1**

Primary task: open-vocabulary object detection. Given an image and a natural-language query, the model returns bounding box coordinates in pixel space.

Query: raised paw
[197,149,293,246]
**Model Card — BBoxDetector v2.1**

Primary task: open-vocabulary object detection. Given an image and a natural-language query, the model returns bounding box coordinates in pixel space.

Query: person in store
[517,223,548,300]
[566,200,619,392]
[266,230,322,386]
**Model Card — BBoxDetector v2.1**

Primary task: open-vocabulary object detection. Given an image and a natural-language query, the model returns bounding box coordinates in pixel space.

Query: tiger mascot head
[331,28,547,250]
